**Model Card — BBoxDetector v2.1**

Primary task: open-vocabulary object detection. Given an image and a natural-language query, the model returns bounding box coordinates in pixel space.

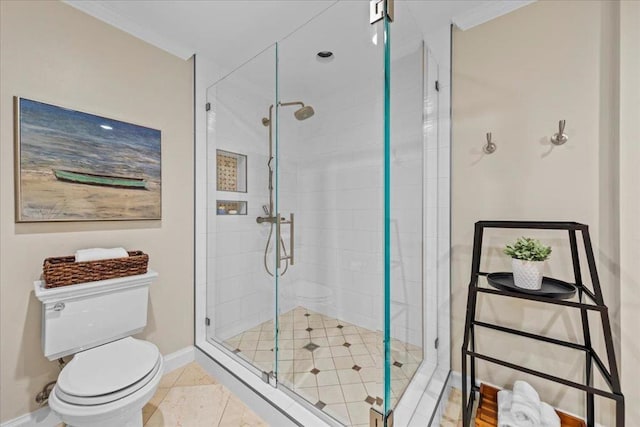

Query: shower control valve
[256,216,276,224]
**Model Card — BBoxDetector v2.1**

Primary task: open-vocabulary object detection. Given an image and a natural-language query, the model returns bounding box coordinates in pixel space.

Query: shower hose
[263,221,289,277]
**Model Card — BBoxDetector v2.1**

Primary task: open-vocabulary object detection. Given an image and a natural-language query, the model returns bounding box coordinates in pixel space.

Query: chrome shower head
[294,105,315,121]
[262,117,270,127]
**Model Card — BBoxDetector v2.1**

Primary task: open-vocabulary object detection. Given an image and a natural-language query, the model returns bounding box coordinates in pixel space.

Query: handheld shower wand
[257,101,314,277]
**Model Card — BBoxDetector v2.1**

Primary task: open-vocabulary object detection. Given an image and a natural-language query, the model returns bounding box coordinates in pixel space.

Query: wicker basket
[43,250,148,288]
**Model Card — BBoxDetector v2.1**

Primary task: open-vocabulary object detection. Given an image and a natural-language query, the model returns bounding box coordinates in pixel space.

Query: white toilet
[34,271,162,427]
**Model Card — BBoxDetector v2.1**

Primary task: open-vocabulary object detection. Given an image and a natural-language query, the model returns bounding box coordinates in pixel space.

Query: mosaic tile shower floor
[222,306,423,427]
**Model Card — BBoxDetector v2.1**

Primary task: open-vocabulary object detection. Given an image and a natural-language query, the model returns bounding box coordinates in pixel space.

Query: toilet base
[66,410,142,427]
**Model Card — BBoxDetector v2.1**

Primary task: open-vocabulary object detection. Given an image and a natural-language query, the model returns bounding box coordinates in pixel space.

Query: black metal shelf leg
[569,230,595,427]
[461,224,485,427]
[581,229,622,395]
[616,395,625,427]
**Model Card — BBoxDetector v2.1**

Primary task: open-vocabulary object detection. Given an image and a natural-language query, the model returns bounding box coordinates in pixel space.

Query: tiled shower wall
[390,47,431,349]
[290,51,423,345]
[207,74,275,341]
[204,49,300,341]
[290,78,384,334]
[289,42,427,349]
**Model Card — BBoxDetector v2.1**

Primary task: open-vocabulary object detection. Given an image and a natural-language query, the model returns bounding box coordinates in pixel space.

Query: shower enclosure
[204,1,438,425]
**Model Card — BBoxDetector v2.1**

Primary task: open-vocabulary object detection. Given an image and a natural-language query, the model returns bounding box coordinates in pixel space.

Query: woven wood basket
[43,250,148,288]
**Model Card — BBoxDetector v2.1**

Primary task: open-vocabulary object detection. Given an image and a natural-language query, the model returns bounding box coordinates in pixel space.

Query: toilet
[34,271,162,427]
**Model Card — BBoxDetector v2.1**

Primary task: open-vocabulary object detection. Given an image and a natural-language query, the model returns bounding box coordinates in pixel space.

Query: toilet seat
[55,337,161,406]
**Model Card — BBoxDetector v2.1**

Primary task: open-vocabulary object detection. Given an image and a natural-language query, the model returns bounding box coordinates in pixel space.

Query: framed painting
[14,97,161,222]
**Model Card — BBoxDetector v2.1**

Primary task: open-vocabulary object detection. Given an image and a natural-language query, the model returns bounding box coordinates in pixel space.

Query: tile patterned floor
[440,387,463,427]
[142,362,268,426]
[222,306,423,427]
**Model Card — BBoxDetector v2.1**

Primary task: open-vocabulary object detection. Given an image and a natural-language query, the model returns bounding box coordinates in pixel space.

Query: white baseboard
[0,345,195,427]
[0,406,60,427]
[163,345,195,374]
[450,370,463,389]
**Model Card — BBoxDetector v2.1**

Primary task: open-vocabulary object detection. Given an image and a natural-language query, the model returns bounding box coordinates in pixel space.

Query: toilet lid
[57,337,160,398]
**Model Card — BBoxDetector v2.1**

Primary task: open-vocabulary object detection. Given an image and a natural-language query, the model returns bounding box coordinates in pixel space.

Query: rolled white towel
[497,390,518,427]
[511,381,542,427]
[75,247,129,262]
[498,389,512,412]
[540,402,560,427]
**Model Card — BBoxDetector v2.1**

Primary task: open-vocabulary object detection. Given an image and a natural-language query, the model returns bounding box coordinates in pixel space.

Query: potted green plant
[504,237,552,290]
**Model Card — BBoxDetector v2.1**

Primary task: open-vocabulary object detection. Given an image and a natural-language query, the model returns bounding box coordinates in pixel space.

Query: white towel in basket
[75,247,129,262]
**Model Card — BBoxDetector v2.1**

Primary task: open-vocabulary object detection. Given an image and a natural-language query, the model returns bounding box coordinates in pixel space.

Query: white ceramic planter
[511,258,544,290]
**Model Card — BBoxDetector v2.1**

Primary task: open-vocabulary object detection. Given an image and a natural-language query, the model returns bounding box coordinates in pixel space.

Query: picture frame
[14,97,162,222]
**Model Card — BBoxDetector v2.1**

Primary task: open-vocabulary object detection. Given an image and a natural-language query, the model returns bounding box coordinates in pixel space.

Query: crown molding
[452,0,536,31]
[63,0,195,60]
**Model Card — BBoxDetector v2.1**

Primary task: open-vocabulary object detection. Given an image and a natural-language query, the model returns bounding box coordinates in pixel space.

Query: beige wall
[619,1,640,425]
[0,1,194,422]
[452,1,627,424]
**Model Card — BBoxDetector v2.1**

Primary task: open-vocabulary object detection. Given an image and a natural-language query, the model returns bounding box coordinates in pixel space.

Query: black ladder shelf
[461,221,624,427]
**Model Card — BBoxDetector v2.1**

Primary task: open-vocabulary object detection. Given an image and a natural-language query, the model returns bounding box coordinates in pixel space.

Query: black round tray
[486,272,577,299]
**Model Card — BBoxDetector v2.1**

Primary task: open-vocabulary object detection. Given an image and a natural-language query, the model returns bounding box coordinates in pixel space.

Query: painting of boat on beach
[15,97,161,222]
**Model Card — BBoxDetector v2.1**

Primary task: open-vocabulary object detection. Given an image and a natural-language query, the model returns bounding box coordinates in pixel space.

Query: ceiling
[64,0,534,72]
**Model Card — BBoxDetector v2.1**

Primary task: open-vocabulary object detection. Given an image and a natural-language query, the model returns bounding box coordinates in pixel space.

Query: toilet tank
[34,270,158,360]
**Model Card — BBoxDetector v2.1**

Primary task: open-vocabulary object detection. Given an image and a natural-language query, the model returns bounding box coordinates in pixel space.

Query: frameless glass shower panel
[206,45,277,379]
[276,2,386,425]
[388,1,427,411]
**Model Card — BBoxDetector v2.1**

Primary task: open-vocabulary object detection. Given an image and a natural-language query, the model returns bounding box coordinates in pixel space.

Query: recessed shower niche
[216,200,247,215]
[216,149,247,193]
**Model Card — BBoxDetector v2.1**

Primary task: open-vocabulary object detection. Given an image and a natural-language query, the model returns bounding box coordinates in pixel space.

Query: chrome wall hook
[483,132,497,154]
[551,120,568,145]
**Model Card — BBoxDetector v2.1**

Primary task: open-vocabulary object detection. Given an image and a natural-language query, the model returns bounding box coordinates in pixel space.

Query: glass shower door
[275,2,387,425]
[206,45,279,382]
[387,0,428,416]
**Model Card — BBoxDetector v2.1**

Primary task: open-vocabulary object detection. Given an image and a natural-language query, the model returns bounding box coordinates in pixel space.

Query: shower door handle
[276,213,295,269]
[288,213,294,266]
